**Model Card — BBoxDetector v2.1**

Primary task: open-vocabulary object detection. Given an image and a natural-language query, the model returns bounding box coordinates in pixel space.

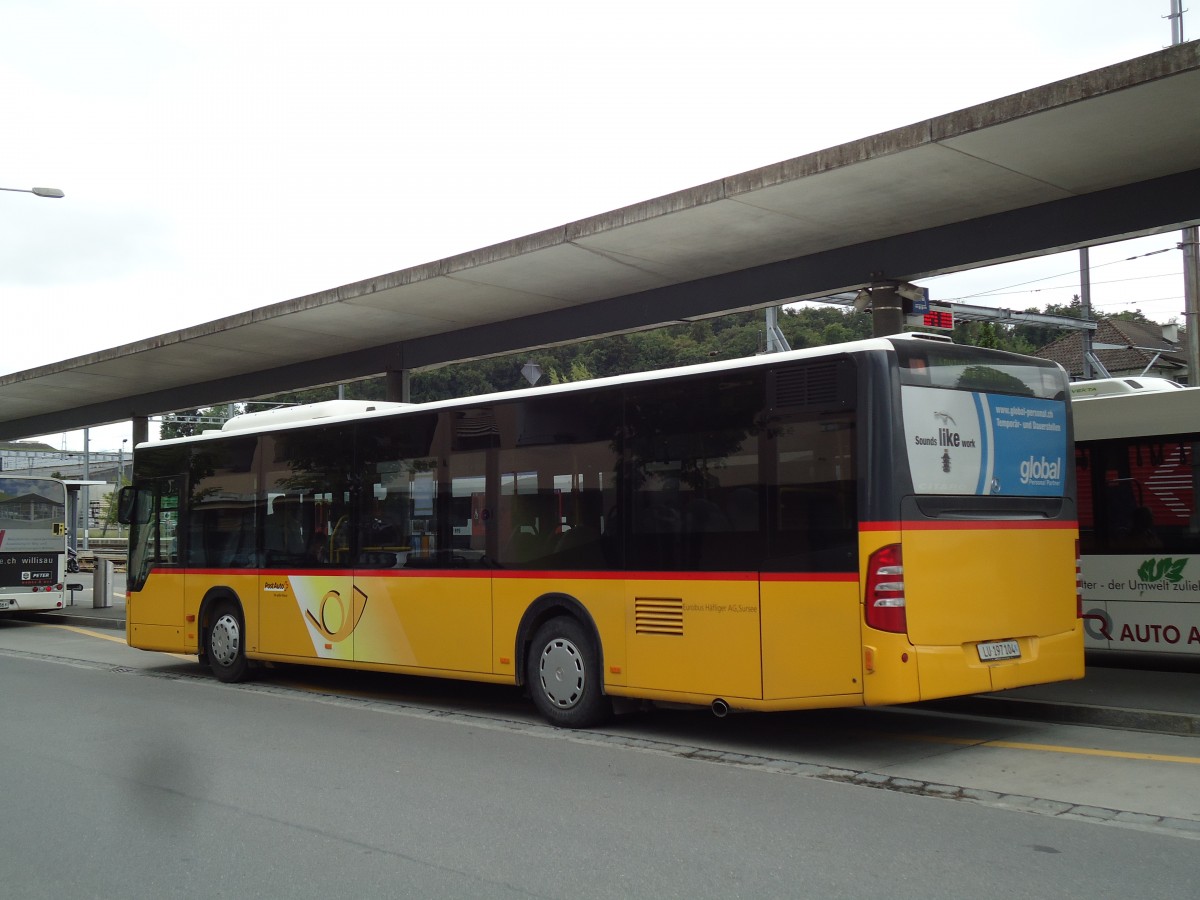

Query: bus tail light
[865,543,906,634]
[1075,538,1083,618]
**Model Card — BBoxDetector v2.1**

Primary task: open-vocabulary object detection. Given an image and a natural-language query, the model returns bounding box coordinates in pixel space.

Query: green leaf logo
[1166,558,1188,583]
[1136,557,1188,592]
[1138,559,1157,582]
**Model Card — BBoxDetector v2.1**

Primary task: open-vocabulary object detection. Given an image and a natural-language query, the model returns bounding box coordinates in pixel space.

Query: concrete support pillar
[385,369,411,403]
[1184,227,1199,386]
[132,416,149,447]
[870,284,905,337]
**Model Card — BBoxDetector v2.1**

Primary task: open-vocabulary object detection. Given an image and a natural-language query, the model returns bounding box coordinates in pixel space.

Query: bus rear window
[893,341,1065,400]
[901,383,1068,497]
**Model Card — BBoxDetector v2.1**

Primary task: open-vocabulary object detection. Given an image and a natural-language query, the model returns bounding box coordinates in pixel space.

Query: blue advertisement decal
[902,387,1067,496]
[984,395,1067,496]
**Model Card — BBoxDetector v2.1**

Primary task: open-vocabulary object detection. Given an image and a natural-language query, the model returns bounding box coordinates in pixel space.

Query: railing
[79,538,127,572]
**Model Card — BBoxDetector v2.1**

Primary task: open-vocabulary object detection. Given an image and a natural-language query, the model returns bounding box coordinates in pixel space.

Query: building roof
[1036,318,1187,380]
[0,441,59,454]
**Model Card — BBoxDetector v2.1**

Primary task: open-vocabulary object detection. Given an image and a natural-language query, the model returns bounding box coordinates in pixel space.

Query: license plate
[0,599,10,610]
[978,639,1021,662]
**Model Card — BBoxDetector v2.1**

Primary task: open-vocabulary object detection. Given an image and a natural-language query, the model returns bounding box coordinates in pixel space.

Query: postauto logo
[1019,454,1062,486]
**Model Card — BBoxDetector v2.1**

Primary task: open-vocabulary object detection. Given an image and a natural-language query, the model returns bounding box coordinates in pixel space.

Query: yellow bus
[118,334,1083,727]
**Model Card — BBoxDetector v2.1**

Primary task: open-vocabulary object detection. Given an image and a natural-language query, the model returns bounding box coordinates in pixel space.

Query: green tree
[974,322,1001,349]
[251,300,1160,412]
[159,407,231,439]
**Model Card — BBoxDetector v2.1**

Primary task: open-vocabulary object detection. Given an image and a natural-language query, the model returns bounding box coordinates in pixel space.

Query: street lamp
[117,439,129,488]
[0,185,64,198]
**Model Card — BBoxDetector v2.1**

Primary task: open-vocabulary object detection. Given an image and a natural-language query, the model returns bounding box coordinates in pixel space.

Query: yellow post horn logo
[304,586,368,643]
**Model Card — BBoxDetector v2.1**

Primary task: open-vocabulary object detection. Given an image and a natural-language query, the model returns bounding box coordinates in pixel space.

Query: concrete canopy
[3,41,1200,440]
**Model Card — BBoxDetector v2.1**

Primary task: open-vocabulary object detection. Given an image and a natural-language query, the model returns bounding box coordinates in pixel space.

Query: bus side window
[188,439,258,569]
[261,427,351,569]
[623,374,763,572]
[766,415,857,572]
[1080,437,1200,555]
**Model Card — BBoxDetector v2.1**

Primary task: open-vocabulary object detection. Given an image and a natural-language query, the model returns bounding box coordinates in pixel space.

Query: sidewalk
[926,664,1200,736]
[23,598,1200,736]
[45,589,127,631]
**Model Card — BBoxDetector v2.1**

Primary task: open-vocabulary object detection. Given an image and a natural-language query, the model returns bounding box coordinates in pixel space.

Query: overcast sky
[2,0,1188,451]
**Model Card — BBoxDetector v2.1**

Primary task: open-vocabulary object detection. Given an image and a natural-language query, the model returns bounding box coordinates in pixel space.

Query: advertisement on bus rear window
[901,387,1067,496]
[0,477,67,552]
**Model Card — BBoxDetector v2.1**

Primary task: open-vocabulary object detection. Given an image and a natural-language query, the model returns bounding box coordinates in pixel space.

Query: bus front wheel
[527,617,611,728]
[206,601,249,683]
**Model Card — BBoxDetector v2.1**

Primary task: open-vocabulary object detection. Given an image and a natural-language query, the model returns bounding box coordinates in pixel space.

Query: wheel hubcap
[211,613,241,667]
[538,637,585,709]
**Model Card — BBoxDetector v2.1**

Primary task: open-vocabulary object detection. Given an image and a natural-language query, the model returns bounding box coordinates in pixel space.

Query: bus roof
[1072,379,1200,442]
[220,399,411,433]
[141,334,1056,449]
[1069,376,1184,399]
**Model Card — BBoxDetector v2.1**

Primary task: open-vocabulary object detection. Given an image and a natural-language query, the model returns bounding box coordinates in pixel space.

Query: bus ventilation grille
[772,361,846,410]
[635,597,684,636]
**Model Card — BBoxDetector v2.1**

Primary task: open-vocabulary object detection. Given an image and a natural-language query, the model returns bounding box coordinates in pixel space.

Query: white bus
[1071,377,1200,659]
[0,476,71,613]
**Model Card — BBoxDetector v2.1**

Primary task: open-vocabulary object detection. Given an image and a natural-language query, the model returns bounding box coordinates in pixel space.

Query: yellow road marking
[48,624,194,660]
[51,624,125,644]
[904,732,1200,766]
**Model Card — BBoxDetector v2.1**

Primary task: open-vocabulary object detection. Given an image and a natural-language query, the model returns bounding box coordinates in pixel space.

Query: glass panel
[187,438,258,568]
[494,392,621,570]
[1080,436,1200,555]
[356,414,438,569]
[901,384,1068,497]
[894,341,1066,400]
[0,480,66,579]
[261,427,351,568]
[765,415,857,572]
[125,445,189,591]
[625,374,764,571]
[128,477,182,590]
[447,452,488,568]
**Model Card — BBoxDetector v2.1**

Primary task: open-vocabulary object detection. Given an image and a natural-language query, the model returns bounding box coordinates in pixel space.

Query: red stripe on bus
[760,572,858,583]
[860,520,1076,531]
[896,520,1078,531]
[150,568,850,582]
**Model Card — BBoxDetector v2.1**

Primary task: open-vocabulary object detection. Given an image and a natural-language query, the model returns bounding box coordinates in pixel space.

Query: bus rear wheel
[206,601,249,683]
[528,617,611,729]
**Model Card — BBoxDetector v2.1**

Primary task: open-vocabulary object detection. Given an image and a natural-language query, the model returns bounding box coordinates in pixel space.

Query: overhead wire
[931,245,1180,302]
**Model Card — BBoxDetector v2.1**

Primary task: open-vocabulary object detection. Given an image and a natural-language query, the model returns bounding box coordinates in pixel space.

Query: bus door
[351,444,492,675]
[760,411,862,702]
[126,475,187,652]
[621,376,766,701]
[255,427,354,661]
[258,489,357,663]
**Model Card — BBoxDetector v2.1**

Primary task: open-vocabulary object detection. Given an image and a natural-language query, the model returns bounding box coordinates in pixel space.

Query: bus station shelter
[1,41,1199,442]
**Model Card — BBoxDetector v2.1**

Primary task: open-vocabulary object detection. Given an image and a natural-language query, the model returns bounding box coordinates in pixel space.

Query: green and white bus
[1072,376,1200,659]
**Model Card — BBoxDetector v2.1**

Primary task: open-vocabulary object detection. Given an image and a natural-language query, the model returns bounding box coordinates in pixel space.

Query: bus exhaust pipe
[711,698,729,718]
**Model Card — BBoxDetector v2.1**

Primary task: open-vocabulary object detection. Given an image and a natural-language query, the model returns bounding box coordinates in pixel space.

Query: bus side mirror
[116,486,139,525]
